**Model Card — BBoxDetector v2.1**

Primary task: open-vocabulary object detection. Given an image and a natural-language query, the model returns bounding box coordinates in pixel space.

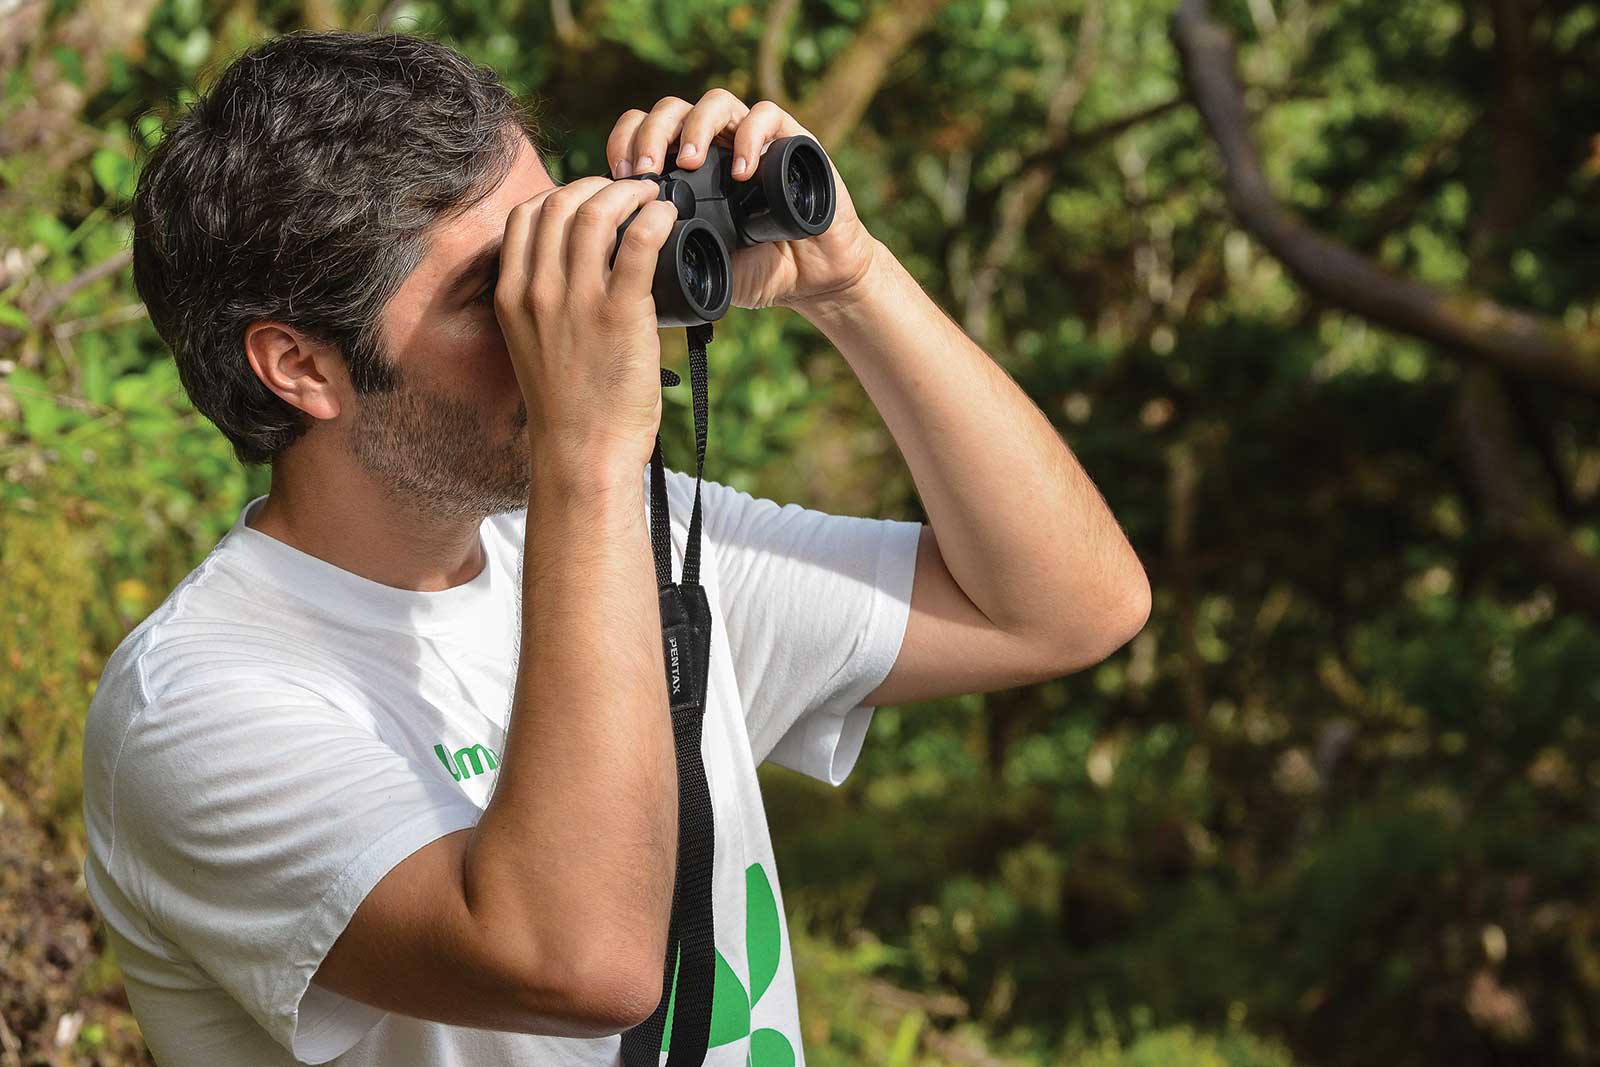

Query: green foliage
[1070,1026,1296,1067]
[4,0,1600,1064]
[0,497,97,831]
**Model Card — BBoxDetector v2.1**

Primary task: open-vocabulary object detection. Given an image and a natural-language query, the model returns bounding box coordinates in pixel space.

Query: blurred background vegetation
[2,0,1598,1062]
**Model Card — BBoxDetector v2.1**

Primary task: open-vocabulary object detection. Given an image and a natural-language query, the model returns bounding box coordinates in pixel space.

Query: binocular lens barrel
[611,133,836,327]
[736,136,835,244]
[652,220,729,328]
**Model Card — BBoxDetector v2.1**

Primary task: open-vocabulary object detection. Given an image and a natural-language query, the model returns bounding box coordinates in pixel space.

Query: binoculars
[609,134,837,327]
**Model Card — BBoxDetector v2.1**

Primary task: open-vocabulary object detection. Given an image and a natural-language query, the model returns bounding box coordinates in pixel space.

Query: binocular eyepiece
[609,134,837,327]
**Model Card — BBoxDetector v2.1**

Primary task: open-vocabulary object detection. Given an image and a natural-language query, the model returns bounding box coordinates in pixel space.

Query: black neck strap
[647,322,712,591]
[622,321,717,1067]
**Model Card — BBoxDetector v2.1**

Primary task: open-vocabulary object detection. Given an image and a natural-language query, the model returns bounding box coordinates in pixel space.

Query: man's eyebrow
[446,243,504,298]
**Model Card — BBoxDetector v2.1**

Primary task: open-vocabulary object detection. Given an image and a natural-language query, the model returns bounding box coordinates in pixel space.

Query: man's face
[345,134,559,521]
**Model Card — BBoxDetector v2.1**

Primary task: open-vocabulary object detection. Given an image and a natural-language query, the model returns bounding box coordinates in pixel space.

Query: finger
[730,99,808,181]
[567,177,664,284]
[674,88,750,171]
[495,197,540,317]
[607,198,681,303]
[530,176,613,295]
[607,109,648,177]
[496,182,571,318]
[627,96,693,176]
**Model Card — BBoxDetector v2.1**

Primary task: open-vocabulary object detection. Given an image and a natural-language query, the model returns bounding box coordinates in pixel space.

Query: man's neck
[246,446,488,593]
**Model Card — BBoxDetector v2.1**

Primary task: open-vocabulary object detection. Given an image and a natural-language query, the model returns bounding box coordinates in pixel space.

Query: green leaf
[29,213,72,254]
[137,113,167,150]
[5,67,30,102]
[154,27,213,71]
[91,150,137,201]
[50,45,86,88]
[8,368,67,441]
[80,347,111,406]
[112,372,159,411]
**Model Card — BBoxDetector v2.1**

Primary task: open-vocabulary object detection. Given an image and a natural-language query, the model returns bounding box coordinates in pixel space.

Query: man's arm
[601,89,1144,706]
[313,179,683,1039]
[795,239,1151,708]
[312,459,675,1038]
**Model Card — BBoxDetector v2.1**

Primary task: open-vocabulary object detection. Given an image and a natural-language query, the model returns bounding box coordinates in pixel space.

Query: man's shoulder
[82,542,316,810]
[88,540,340,732]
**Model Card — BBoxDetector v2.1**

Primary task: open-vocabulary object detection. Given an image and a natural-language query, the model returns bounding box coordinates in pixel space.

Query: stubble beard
[347,363,532,522]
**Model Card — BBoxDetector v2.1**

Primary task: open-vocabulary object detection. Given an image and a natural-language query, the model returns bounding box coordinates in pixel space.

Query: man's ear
[243,321,344,422]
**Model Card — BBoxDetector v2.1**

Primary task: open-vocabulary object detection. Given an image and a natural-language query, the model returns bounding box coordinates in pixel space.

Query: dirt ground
[0,780,153,1067]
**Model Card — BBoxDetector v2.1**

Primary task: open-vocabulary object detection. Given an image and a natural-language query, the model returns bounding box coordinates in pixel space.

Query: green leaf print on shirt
[658,861,796,1067]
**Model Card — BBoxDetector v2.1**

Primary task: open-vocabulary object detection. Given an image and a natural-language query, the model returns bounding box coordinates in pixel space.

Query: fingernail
[637,155,654,172]
[615,159,631,177]
[732,156,747,176]
[679,142,697,159]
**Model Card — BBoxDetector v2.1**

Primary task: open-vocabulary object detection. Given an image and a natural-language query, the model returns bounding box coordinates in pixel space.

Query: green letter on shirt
[434,742,501,782]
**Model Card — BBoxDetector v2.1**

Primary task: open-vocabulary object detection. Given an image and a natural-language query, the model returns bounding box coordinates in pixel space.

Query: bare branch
[0,0,47,84]
[53,302,148,338]
[550,0,579,45]
[1342,117,1468,256]
[0,0,162,174]
[0,250,133,353]
[0,1005,21,1067]
[1072,93,1187,148]
[794,0,956,146]
[1451,0,1600,621]
[1456,368,1600,623]
[1171,0,1600,395]
[756,0,801,106]
[962,0,1105,342]
[31,250,132,324]
[1166,435,1210,728]
[1005,87,1315,191]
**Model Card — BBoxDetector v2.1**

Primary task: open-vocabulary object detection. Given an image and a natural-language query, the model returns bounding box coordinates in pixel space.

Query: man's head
[132,31,560,520]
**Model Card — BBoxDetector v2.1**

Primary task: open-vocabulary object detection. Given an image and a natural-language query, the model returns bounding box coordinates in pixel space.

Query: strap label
[659,584,712,713]
[667,633,682,696]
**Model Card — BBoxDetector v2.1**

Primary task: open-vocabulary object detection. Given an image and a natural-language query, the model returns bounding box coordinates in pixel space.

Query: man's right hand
[317,182,688,1034]
[495,175,680,473]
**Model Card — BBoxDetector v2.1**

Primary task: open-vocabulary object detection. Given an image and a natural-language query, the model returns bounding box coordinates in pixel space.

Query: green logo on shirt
[434,742,500,782]
[658,861,796,1066]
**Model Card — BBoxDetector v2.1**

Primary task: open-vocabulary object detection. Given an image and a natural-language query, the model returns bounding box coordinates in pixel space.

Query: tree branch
[795,0,956,146]
[1171,0,1600,395]
[0,250,133,354]
[550,0,582,45]
[961,0,1104,343]
[1456,369,1600,622]
[1167,435,1211,728]
[1452,0,1600,622]
[756,0,801,106]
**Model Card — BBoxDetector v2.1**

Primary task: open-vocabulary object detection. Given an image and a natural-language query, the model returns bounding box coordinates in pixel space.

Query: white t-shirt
[81,464,921,1067]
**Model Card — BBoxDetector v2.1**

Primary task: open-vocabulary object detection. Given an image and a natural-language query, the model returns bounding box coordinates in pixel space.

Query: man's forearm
[466,453,676,1009]
[798,238,1149,649]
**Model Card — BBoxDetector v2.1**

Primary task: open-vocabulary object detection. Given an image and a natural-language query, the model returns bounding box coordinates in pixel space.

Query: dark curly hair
[131,31,552,466]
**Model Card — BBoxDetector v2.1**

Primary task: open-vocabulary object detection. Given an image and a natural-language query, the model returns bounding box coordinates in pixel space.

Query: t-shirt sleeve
[681,470,922,786]
[102,677,484,1064]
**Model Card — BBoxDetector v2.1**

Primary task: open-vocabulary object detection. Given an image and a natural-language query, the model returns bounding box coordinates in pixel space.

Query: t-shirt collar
[223,494,501,632]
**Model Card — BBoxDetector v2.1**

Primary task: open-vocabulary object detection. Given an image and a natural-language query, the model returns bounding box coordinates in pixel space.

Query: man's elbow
[1115,567,1153,648]
[1050,569,1152,674]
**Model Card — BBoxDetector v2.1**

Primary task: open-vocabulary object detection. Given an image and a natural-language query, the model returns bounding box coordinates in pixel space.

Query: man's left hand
[605,90,881,315]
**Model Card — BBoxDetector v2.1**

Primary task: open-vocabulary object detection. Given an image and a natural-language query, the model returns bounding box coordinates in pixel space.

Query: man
[81,29,1149,1067]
